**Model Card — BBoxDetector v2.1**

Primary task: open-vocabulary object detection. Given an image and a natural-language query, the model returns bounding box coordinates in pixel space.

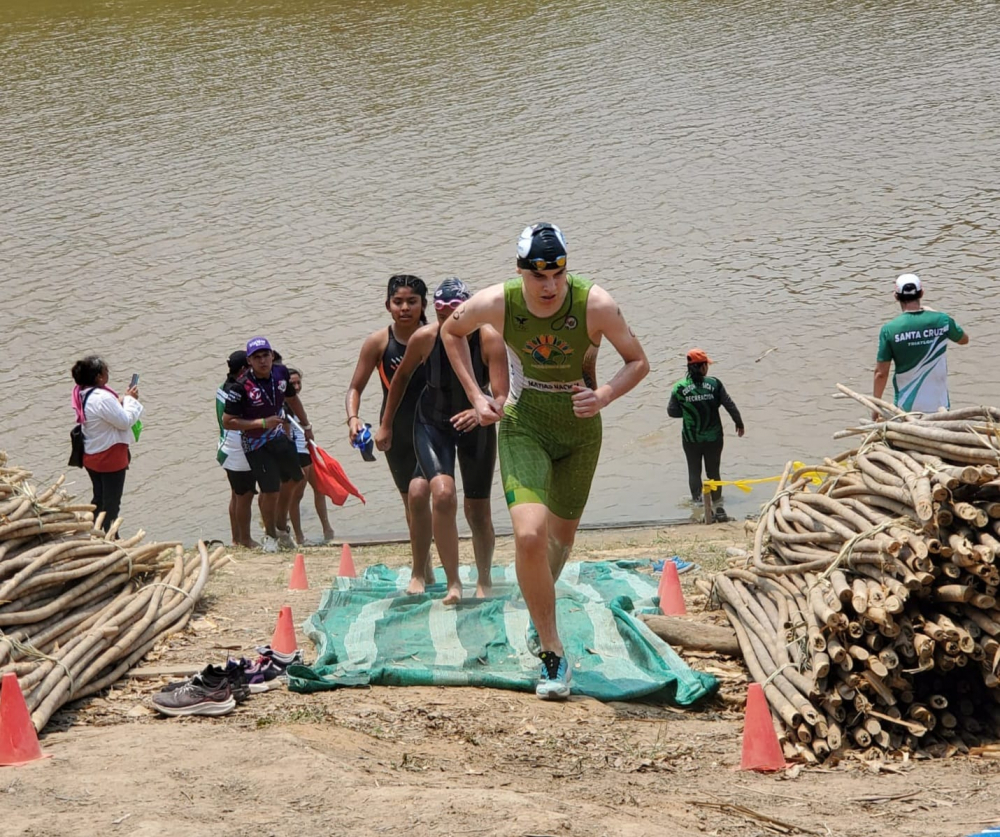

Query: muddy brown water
[3,0,998,543]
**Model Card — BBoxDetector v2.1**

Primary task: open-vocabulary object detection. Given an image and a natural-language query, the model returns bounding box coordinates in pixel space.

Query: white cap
[895,273,922,294]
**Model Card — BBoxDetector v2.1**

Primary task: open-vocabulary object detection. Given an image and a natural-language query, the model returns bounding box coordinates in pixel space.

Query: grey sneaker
[152,670,236,717]
[261,536,279,554]
[277,529,296,551]
[536,651,572,701]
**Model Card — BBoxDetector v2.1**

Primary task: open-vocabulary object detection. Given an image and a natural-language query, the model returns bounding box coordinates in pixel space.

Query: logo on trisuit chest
[524,335,573,368]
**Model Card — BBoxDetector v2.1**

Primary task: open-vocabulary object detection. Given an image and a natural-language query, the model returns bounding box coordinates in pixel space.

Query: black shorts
[226,469,257,497]
[414,419,496,500]
[297,452,312,469]
[244,435,303,493]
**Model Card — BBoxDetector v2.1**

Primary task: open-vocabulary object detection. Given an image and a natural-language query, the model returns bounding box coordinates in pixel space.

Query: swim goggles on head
[522,254,567,271]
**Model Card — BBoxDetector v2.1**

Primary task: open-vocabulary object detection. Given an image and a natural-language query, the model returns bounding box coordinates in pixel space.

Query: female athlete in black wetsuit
[345,275,433,593]
[376,278,508,604]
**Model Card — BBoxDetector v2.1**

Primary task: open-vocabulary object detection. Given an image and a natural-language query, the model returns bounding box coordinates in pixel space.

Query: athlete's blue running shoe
[525,621,542,658]
[536,651,572,700]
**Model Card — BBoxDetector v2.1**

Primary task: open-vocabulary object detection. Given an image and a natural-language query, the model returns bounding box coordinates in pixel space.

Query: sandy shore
[5,523,998,837]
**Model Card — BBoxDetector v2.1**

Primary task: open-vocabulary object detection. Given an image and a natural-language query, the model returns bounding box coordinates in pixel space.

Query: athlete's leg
[403,477,434,594]
[458,424,497,597]
[681,439,703,502]
[228,489,240,545]
[307,467,336,540]
[429,474,463,603]
[545,521,575,582]
[510,502,562,656]
[465,498,494,597]
[288,464,310,545]
[234,491,257,547]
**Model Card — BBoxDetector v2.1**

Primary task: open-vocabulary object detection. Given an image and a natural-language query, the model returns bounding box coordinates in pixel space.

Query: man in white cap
[872,274,968,418]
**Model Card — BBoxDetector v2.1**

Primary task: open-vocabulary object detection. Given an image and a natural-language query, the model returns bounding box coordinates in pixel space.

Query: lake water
[3,0,998,543]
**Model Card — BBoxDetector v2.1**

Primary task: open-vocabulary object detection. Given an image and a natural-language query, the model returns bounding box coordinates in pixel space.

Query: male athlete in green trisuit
[441,223,649,699]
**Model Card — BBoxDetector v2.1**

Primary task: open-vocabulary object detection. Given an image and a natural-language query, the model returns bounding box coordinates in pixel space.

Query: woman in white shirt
[71,355,143,532]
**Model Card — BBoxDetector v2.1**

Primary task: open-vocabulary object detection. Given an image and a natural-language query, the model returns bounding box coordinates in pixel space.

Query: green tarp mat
[287,560,718,705]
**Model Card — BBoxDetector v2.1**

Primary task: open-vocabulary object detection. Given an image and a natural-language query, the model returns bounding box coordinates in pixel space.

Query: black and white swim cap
[516,223,568,270]
[434,277,471,303]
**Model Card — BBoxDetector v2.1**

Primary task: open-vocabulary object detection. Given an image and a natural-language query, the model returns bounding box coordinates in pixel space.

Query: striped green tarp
[287,561,718,705]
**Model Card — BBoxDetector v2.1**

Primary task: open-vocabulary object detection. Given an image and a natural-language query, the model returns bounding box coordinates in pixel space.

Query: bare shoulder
[411,321,440,351]
[363,326,390,356]
[585,283,622,329]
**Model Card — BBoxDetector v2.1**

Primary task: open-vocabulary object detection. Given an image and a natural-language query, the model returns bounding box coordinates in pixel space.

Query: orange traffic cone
[0,672,47,766]
[739,683,787,772]
[657,561,687,615]
[289,553,308,591]
[338,543,356,578]
[270,605,297,655]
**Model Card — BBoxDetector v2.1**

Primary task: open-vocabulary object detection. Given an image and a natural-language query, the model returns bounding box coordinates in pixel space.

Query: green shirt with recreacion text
[876,309,965,412]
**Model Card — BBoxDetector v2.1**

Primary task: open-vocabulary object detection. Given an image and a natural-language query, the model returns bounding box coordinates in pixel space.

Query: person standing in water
[667,348,745,523]
[345,275,434,593]
[376,278,508,603]
[440,223,649,700]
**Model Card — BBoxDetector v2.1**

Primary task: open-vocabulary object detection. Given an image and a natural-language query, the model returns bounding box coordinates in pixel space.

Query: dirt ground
[5,523,1000,837]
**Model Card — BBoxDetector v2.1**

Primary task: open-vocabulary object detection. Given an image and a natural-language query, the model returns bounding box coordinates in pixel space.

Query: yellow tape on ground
[703,461,824,493]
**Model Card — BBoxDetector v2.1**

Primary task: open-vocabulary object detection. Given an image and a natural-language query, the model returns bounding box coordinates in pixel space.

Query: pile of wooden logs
[714,386,1000,762]
[0,452,227,731]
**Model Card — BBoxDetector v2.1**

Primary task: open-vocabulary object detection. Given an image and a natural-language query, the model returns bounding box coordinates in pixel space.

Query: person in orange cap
[667,348,744,522]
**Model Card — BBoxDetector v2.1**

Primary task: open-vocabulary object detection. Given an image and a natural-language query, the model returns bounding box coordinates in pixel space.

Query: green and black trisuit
[667,373,743,502]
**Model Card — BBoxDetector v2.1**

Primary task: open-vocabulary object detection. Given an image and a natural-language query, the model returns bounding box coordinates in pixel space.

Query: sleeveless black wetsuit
[379,326,427,493]
[413,331,497,499]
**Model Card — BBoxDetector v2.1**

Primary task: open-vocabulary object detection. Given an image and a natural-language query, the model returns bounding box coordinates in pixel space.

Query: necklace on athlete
[251,372,278,407]
[550,282,574,331]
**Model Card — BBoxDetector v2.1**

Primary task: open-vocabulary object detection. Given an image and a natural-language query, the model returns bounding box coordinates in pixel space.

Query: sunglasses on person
[525,254,567,271]
[434,297,468,311]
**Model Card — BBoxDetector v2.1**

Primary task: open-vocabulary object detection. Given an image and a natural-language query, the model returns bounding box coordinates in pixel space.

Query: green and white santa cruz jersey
[877,309,965,412]
[498,274,603,519]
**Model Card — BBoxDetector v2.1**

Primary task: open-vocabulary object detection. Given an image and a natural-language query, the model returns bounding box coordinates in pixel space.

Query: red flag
[308,442,365,506]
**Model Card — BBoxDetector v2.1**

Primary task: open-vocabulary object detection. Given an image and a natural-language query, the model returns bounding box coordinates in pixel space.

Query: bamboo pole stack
[714,387,1000,762]
[0,452,229,731]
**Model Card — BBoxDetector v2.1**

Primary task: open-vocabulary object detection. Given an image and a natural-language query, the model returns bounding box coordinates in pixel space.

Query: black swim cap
[516,223,568,271]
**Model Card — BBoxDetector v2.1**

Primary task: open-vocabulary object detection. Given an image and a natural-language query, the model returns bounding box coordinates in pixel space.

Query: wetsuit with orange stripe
[379,325,427,493]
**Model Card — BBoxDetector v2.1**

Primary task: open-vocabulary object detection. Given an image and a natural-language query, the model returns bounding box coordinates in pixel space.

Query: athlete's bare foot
[235,539,260,549]
[475,581,492,598]
[406,576,426,595]
[442,582,462,605]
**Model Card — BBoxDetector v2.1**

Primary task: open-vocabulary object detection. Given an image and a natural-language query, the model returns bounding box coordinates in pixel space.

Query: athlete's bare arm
[571,285,649,418]
[441,286,506,426]
[345,329,389,443]
[375,323,438,451]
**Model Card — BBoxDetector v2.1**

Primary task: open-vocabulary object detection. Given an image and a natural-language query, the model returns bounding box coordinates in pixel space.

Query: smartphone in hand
[129,373,140,389]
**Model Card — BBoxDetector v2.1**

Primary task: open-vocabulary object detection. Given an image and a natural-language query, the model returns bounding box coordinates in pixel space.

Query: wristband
[347,415,359,425]
[261,418,266,430]
[301,423,312,430]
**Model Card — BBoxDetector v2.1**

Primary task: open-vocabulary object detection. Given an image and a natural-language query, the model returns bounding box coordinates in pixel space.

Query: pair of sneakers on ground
[151,646,304,717]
